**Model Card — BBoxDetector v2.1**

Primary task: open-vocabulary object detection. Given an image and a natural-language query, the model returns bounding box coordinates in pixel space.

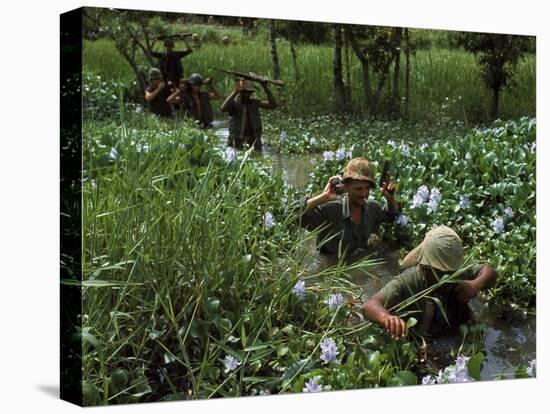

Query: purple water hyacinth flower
[224,146,236,162]
[279,130,287,142]
[493,217,505,234]
[417,185,430,201]
[135,104,142,113]
[335,148,347,161]
[459,194,470,210]
[429,187,442,203]
[504,207,514,218]
[327,293,345,311]
[422,375,437,385]
[292,280,306,300]
[427,199,439,214]
[303,378,322,393]
[320,337,339,364]
[400,144,411,157]
[395,214,408,226]
[387,139,397,149]
[264,212,275,229]
[465,152,472,160]
[527,359,536,377]
[323,151,334,161]
[309,136,317,146]
[411,193,424,209]
[455,355,470,371]
[223,355,241,373]
[427,188,441,214]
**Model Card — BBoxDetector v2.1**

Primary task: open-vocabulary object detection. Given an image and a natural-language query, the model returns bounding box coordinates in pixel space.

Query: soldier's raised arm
[220,83,240,112]
[258,81,277,109]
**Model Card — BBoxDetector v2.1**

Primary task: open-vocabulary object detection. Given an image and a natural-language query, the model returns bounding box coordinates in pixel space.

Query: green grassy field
[83,25,535,122]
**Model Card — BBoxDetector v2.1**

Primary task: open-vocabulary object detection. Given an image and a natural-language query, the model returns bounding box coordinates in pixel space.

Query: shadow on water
[212,119,536,381]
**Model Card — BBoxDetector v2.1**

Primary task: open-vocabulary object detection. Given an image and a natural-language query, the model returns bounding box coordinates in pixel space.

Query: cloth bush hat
[239,79,255,92]
[341,158,376,187]
[148,68,163,81]
[401,225,464,272]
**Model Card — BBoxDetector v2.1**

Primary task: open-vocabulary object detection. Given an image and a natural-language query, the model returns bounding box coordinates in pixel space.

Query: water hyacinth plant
[319,338,339,364]
[75,37,536,403]
[306,117,536,309]
[303,378,323,393]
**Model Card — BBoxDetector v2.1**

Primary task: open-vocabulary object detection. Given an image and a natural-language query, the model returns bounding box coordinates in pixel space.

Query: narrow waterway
[213,119,536,381]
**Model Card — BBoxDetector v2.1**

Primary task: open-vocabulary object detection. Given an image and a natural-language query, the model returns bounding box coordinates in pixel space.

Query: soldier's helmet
[188,73,204,85]
[148,68,163,81]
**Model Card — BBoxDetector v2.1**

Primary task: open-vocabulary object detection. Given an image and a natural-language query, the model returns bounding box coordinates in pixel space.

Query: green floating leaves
[467,352,484,381]
[388,370,417,386]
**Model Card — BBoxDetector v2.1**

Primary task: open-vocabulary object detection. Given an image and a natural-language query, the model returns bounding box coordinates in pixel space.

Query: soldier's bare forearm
[305,193,332,211]
[473,264,497,291]
[220,89,238,112]
[363,293,391,326]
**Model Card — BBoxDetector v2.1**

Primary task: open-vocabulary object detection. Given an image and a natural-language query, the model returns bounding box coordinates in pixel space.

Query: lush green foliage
[79,109,525,404]
[305,117,536,309]
[83,22,535,122]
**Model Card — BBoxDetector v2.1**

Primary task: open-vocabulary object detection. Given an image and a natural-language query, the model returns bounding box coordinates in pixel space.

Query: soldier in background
[144,68,173,118]
[220,79,277,150]
[167,73,220,128]
[151,37,193,87]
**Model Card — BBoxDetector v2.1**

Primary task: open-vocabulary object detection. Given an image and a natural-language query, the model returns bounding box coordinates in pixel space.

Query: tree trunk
[289,38,299,82]
[269,20,281,80]
[404,28,411,119]
[333,25,347,112]
[346,27,375,113]
[344,31,352,105]
[391,27,403,117]
[491,87,500,119]
[118,47,148,95]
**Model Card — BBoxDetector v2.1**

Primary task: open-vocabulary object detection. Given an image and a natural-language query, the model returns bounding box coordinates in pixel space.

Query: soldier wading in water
[220,79,278,150]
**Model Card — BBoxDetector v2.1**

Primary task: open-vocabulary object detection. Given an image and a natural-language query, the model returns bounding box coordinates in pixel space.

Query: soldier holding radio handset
[293,157,400,258]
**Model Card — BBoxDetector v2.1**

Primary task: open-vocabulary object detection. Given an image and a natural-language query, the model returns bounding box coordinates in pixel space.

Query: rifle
[379,159,390,189]
[213,68,284,87]
[154,33,193,41]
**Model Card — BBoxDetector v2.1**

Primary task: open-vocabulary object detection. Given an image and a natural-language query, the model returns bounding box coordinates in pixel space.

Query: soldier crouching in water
[220,79,278,150]
[362,225,497,339]
[167,73,221,128]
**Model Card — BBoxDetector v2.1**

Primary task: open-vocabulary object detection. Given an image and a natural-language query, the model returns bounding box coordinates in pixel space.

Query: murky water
[213,119,536,381]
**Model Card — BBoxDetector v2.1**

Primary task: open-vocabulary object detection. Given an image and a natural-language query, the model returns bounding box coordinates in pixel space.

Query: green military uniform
[151,48,192,86]
[180,91,214,128]
[377,225,485,336]
[226,96,264,149]
[145,85,173,118]
[380,263,484,335]
[293,194,399,256]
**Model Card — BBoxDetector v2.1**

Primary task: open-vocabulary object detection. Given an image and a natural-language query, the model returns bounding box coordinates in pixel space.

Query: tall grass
[81,115,408,404]
[83,27,535,122]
